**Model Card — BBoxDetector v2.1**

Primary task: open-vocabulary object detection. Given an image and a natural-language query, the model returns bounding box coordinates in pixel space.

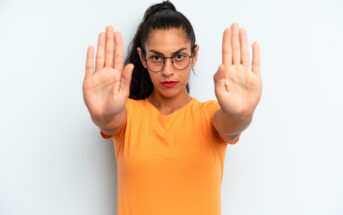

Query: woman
[83,1,262,214]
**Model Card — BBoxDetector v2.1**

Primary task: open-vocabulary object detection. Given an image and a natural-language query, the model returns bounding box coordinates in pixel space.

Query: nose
[161,57,174,76]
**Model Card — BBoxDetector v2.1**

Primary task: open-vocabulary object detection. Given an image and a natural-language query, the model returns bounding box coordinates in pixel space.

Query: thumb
[213,64,226,85]
[120,63,134,94]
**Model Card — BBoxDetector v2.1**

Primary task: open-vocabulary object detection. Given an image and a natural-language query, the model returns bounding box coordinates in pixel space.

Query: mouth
[160,81,178,88]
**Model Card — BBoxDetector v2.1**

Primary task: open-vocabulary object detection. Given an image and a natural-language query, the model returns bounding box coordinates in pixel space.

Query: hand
[213,23,262,117]
[83,26,134,122]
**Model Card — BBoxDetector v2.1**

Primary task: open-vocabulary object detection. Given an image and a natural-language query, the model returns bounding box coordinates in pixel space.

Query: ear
[191,44,200,67]
[137,47,147,68]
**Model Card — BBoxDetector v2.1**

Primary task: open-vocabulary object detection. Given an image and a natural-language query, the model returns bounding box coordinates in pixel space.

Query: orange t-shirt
[100,97,239,215]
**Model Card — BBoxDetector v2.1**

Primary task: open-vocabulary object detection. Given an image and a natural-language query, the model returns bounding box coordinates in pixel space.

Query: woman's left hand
[213,23,263,118]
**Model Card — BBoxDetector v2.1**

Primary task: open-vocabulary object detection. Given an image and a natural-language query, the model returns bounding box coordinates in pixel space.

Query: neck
[147,90,192,112]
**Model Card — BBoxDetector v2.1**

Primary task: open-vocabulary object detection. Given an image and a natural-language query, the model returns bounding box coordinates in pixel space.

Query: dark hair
[124,0,197,100]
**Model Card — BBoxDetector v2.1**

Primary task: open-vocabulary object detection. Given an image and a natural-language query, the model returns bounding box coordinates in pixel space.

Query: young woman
[83,1,262,214]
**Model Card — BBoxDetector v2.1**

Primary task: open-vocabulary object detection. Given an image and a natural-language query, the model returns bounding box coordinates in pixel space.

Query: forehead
[145,28,191,54]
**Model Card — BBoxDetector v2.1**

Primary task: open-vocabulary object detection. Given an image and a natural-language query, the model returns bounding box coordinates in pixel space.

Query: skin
[212,23,262,142]
[137,28,199,115]
[83,23,262,140]
[83,26,134,134]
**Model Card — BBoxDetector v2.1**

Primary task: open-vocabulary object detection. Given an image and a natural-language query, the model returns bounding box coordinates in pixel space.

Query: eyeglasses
[143,52,194,73]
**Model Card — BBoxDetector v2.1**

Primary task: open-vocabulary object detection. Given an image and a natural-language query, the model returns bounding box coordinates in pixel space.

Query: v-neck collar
[145,97,195,117]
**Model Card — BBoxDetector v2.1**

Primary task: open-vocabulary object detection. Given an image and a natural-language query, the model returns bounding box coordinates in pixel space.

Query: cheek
[148,73,159,84]
[181,70,191,83]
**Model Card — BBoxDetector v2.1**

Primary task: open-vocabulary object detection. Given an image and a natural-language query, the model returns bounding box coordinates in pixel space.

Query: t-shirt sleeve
[203,100,240,145]
[100,130,114,139]
[99,118,127,140]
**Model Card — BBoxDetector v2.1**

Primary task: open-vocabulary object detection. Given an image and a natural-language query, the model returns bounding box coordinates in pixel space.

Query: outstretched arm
[212,23,262,143]
[83,26,134,137]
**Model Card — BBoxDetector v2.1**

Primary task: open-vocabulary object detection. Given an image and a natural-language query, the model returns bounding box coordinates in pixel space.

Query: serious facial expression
[138,28,199,98]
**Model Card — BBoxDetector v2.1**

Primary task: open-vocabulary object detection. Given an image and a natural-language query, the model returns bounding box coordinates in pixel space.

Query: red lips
[161,81,178,84]
[161,81,178,87]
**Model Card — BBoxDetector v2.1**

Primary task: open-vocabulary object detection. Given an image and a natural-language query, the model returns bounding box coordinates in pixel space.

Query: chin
[156,86,183,98]
[160,91,178,98]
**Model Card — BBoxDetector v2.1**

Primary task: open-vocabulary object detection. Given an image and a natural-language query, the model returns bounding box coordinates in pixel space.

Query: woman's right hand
[83,26,134,123]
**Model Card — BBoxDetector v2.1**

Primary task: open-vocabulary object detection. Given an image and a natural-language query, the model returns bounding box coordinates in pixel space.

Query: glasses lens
[147,56,164,72]
[146,54,192,72]
[173,54,190,70]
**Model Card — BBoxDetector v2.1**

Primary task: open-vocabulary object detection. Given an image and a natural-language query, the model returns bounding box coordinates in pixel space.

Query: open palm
[83,26,134,122]
[213,23,262,117]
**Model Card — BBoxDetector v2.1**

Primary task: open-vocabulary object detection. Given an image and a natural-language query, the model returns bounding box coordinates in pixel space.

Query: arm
[83,26,133,139]
[212,23,262,143]
[213,108,252,142]
[92,107,127,136]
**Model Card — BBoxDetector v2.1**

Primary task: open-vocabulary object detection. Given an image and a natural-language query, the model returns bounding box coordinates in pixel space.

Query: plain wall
[0,0,342,214]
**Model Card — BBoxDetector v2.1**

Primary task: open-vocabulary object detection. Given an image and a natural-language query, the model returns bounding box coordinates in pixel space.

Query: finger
[240,28,250,66]
[85,45,94,80]
[231,23,241,65]
[222,28,232,66]
[95,32,105,70]
[213,64,229,92]
[114,31,124,70]
[105,26,115,68]
[119,63,134,95]
[252,42,261,75]
[213,64,226,82]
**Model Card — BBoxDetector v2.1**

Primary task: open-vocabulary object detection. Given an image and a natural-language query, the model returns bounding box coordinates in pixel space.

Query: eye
[149,56,162,61]
[175,54,186,61]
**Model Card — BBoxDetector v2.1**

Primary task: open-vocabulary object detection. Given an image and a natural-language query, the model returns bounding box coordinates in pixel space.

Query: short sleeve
[203,100,240,145]
[100,130,113,139]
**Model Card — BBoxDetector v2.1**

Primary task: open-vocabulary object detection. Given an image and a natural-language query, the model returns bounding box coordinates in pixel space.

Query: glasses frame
[142,52,194,73]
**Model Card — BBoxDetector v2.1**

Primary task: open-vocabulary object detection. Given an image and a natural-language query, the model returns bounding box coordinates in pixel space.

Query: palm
[83,26,134,121]
[214,23,262,117]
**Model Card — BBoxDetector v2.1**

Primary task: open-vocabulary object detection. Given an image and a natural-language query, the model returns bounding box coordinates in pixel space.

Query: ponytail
[125,0,197,100]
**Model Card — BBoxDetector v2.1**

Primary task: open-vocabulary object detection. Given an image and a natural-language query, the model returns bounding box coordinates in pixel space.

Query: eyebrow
[148,47,188,56]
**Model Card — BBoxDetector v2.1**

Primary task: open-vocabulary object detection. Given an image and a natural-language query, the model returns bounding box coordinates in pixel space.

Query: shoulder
[192,98,221,116]
[99,98,145,140]
[188,98,222,127]
[192,98,237,145]
[126,98,144,106]
[125,98,145,111]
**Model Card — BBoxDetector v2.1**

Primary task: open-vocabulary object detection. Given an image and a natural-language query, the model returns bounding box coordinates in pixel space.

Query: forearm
[91,107,127,136]
[213,108,253,142]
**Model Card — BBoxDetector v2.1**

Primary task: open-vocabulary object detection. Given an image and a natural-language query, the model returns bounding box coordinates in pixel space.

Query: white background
[1,0,342,214]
